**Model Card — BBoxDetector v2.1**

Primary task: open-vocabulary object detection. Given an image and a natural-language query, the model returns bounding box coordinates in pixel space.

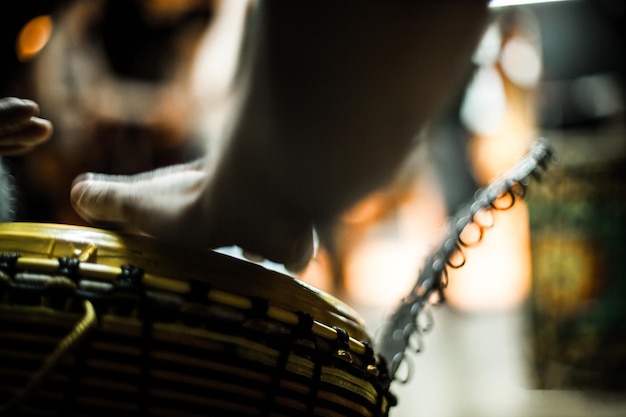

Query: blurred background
[0,0,625,416]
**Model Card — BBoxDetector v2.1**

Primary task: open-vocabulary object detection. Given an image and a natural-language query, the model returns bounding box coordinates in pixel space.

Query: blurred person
[70,0,491,272]
[5,0,213,224]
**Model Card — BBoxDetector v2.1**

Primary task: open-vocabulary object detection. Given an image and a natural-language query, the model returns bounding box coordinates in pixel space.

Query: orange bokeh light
[445,202,532,312]
[16,15,53,62]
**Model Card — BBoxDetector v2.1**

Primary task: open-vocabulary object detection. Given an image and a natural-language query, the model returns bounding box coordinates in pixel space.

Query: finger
[285,227,320,273]
[241,228,314,273]
[70,160,207,232]
[71,169,207,236]
[0,98,40,134]
[70,178,134,227]
[71,159,315,269]
[72,158,206,185]
[284,231,315,273]
[233,214,315,272]
[0,117,53,155]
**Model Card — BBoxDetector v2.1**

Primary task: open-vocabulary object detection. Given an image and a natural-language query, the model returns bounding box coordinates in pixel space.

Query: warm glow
[343,172,448,308]
[148,0,209,14]
[16,15,53,62]
[469,131,535,185]
[342,192,389,225]
[297,248,333,294]
[445,203,532,312]
[345,239,428,308]
[142,0,213,23]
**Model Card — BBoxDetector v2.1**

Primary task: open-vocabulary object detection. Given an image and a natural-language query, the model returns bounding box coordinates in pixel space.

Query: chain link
[379,137,555,380]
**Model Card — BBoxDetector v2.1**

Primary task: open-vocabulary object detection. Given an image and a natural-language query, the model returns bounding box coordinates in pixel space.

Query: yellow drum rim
[0,222,369,343]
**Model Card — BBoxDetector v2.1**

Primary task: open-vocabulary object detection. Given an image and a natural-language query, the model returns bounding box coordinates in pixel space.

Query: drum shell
[0,222,394,416]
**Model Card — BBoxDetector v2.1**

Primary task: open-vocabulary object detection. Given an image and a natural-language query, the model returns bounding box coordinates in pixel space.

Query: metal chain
[378,137,555,380]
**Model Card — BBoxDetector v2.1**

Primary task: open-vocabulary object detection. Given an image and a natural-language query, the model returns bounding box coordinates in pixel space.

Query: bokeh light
[16,15,53,62]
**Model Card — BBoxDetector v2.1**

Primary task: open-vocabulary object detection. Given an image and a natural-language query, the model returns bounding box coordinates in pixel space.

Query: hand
[69,0,488,272]
[70,159,315,271]
[0,97,53,156]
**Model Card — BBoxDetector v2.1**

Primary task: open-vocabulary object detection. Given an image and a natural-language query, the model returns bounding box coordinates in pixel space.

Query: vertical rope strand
[1,300,97,417]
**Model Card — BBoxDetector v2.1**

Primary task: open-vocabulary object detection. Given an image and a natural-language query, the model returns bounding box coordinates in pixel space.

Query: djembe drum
[0,222,394,417]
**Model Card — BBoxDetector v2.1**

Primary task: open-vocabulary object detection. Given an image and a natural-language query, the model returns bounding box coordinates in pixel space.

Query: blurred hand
[70,159,315,271]
[69,0,488,271]
[0,97,53,156]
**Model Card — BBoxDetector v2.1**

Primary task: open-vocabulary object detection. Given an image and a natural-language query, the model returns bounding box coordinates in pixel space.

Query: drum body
[0,222,394,417]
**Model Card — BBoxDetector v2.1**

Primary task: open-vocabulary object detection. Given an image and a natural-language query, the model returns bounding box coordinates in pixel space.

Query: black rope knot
[112,264,146,309]
[247,296,269,318]
[116,264,144,290]
[187,279,212,303]
[362,341,376,365]
[0,252,20,274]
[294,311,314,337]
[57,257,81,281]
[333,327,353,363]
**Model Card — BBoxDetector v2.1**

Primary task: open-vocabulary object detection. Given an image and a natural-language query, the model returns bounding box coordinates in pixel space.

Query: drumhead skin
[0,222,368,341]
